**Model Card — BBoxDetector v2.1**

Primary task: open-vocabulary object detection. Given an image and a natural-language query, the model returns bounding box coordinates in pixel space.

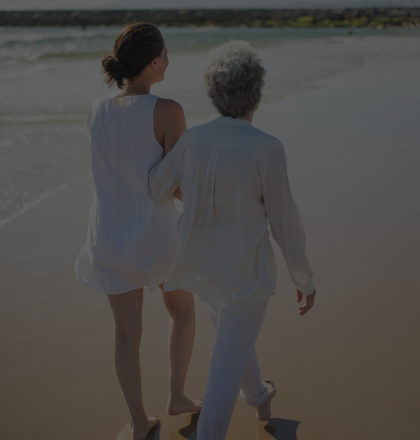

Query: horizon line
[2,6,420,11]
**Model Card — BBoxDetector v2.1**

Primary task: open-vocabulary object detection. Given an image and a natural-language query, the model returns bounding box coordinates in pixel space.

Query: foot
[167,395,203,416]
[132,416,159,440]
[255,380,276,422]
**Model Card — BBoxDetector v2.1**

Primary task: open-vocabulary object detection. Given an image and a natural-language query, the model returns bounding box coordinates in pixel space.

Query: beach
[1,30,420,439]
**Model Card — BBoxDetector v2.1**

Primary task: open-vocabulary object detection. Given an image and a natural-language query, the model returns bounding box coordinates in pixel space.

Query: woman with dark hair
[75,23,201,440]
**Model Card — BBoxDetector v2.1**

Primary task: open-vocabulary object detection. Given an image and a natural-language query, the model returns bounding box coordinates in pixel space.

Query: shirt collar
[215,116,252,127]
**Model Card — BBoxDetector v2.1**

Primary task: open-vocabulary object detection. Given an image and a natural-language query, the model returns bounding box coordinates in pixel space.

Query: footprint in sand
[116,422,131,440]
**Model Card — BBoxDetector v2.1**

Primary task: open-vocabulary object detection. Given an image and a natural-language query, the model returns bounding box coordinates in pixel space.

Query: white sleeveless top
[75,93,180,294]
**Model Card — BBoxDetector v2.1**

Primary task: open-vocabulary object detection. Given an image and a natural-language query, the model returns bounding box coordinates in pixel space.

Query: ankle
[131,414,150,430]
[168,393,186,404]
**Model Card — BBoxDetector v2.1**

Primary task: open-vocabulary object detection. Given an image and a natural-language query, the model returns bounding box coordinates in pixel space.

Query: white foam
[0,190,54,227]
[0,114,86,124]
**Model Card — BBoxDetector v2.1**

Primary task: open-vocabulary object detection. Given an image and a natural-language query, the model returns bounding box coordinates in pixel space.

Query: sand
[1,52,419,440]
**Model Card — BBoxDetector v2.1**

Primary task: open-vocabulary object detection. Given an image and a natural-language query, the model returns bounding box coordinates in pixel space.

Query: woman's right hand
[296,288,316,316]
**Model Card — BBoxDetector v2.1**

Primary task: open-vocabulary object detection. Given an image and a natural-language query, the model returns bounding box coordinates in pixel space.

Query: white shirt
[150,116,315,310]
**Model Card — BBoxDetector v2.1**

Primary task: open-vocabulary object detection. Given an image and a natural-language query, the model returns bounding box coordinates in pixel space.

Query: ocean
[1,25,419,226]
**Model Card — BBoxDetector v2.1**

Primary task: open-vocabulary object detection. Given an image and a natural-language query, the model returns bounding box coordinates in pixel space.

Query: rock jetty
[0,8,419,28]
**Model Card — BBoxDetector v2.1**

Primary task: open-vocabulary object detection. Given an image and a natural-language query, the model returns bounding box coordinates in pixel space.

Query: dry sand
[1,52,419,440]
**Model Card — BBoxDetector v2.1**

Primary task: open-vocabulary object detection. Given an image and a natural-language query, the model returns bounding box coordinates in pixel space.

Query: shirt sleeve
[149,133,184,204]
[261,143,315,295]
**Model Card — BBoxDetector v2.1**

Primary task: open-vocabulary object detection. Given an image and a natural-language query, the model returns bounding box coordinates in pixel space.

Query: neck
[236,111,254,124]
[124,72,154,96]
[125,82,151,96]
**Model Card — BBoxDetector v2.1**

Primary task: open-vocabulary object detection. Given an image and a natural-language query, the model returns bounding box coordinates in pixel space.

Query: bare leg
[161,287,202,415]
[255,380,276,421]
[108,289,158,440]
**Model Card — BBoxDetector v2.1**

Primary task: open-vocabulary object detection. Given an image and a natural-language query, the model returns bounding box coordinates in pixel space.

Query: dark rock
[0,8,419,27]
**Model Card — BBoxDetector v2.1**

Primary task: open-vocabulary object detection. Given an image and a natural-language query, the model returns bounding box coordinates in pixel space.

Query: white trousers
[197,298,269,440]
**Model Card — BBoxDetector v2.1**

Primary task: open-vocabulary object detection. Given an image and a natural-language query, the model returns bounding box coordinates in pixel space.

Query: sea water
[1,25,419,226]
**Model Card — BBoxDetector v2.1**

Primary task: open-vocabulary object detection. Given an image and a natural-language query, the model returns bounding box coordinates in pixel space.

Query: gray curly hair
[203,40,266,118]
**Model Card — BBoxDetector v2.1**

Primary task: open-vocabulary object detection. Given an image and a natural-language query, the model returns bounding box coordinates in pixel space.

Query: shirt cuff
[298,279,315,296]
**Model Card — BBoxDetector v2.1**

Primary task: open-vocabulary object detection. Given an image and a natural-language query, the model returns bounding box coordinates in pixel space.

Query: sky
[1,0,419,10]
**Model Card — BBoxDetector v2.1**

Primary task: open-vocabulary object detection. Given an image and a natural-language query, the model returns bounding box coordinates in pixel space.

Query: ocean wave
[0,177,91,227]
[0,114,86,124]
[0,190,54,227]
[0,29,116,45]
[0,26,117,62]
[0,26,119,43]
[39,51,105,60]
[0,26,398,63]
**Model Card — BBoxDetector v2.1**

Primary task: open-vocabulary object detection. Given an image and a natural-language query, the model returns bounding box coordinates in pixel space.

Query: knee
[175,303,195,318]
[170,303,194,319]
[164,296,195,320]
[114,320,142,342]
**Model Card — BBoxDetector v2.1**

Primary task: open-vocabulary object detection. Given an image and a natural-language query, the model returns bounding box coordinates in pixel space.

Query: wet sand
[1,53,419,440]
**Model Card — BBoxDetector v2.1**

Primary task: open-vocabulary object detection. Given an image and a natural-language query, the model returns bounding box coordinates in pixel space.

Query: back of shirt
[87,94,179,258]
[181,118,276,276]
[150,115,315,310]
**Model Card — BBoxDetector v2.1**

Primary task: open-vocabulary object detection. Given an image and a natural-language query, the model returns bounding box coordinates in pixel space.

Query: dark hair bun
[102,55,133,89]
[102,22,164,89]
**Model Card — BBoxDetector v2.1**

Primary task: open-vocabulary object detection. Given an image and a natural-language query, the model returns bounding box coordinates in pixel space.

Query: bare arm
[154,98,186,201]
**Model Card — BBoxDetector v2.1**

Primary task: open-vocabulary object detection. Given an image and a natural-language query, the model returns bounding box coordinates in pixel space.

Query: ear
[150,58,158,70]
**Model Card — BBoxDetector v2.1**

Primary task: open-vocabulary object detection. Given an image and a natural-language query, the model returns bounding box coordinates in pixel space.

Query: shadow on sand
[117,414,198,440]
[117,421,162,440]
[257,418,300,440]
[117,415,299,439]
[166,414,300,439]
[168,413,199,439]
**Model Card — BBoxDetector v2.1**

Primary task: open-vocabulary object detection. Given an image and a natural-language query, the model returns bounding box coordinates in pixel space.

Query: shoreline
[0,36,368,229]
[2,29,420,229]
[1,8,420,28]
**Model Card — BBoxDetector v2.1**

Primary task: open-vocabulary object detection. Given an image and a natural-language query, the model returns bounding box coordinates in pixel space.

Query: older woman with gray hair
[150,40,316,439]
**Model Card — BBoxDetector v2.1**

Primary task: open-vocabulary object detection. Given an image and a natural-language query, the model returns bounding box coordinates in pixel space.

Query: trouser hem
[240,382,268,406]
